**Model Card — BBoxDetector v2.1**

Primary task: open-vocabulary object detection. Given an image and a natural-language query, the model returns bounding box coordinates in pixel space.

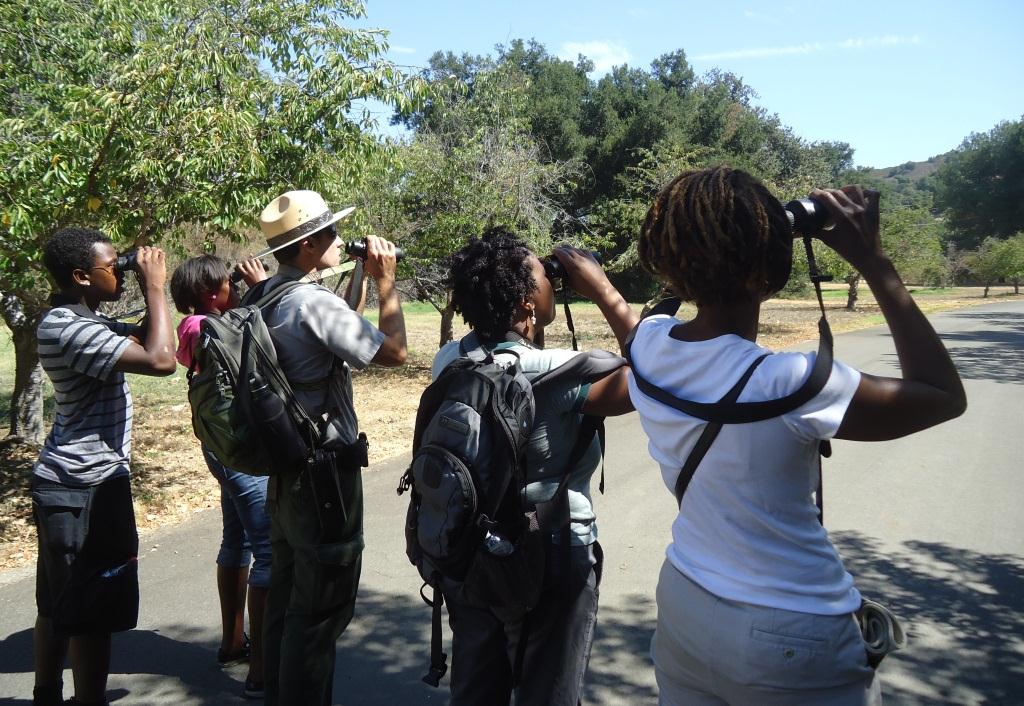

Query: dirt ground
[2,285,1020,570]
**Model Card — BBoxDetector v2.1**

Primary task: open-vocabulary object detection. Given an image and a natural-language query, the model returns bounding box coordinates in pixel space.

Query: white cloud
[559,41,631,74]
[694,35,922,62]
[390,45,416,55]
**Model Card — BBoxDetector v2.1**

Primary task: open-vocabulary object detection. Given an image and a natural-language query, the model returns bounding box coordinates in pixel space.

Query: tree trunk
[2,293,45,445]
[984,282,991,297]
[845,274,861,310]
[1014,278,1020,295]
[438,300,456,349]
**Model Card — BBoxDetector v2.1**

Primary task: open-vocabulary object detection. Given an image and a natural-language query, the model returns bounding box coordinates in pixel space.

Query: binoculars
[541,251,603,281]
[785,198,834,237]
[115,251,138,273]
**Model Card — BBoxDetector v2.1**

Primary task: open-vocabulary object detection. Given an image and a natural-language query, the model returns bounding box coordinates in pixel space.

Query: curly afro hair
[170,254,232,315]
[449,227,538,342]
[638,166,793,305]
[42,227,111,288]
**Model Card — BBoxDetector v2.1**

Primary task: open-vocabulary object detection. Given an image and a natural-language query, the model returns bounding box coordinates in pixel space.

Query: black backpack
[187,280,320,476]
[398,332,624,687]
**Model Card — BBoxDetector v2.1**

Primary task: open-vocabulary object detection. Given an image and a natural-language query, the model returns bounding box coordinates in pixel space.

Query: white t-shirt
[628,315,863,615]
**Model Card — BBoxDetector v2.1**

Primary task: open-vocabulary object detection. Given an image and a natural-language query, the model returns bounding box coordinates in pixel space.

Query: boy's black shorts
[32,474,139,636]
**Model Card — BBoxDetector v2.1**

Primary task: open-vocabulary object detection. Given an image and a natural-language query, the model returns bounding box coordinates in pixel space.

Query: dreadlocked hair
[638,166,793,305]
[449,226,538,342]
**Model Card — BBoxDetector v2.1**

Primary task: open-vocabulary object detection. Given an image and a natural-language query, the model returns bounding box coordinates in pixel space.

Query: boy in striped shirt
[32,227,176,706]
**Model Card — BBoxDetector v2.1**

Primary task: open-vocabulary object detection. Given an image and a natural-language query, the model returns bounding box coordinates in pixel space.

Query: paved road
[1,301,1022,705]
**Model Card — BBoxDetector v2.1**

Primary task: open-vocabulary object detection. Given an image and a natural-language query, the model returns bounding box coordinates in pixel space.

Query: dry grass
[2,285,1021,569]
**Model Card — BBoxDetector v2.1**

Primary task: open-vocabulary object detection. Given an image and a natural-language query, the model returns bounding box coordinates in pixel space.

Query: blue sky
[355,0,1023,169]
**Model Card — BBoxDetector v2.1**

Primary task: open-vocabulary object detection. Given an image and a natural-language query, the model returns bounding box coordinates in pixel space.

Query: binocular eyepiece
[784,198,834,237]
[541,251,603,281]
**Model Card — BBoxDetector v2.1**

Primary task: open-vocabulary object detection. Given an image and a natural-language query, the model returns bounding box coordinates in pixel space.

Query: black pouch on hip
[307,449,347,542]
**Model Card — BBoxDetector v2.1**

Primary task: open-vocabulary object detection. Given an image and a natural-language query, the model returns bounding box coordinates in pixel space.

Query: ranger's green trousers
[263,464,364,706]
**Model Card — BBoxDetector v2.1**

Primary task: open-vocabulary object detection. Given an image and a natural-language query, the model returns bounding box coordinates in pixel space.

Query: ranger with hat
[246,190,407,705]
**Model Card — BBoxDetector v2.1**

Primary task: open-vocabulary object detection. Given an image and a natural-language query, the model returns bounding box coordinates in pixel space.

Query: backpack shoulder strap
[674,354,768,506]
[243,277,308,311]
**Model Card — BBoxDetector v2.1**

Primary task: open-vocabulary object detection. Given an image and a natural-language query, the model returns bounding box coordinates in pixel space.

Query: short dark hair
[43,227,111,288]
[449,227,537,342]
[271,223,338,264]
[638,166,793,305]
[170,255,231,314]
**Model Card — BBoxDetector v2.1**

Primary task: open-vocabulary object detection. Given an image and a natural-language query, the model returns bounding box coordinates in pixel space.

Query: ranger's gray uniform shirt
[34,304,135,487]
[260,266,386,446]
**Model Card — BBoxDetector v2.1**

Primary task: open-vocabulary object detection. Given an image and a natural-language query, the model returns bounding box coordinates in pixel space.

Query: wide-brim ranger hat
[255,190,355,258]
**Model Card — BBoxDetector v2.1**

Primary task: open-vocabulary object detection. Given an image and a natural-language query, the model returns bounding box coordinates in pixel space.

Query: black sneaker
[217,632,251,668]
[32,685,62,706]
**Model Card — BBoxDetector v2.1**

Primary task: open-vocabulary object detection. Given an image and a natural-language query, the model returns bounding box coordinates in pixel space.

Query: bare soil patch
[2,286,1020,570]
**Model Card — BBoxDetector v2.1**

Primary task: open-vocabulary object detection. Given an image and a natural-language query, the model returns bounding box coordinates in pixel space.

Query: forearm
[375,277,407,362]
[345,271,368,315]
[860,257,964,400]
[142,285,176,369]
[592,282,639,352]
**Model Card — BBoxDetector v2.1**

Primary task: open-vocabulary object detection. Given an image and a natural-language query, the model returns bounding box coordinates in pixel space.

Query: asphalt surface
[1,300,1021,705]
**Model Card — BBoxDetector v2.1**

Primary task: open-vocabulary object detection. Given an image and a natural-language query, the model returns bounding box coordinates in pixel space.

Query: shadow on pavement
[879,308,1024,384]
[834,531,1024,706]
[0,625,241,705]
[334,586,657,705]
[0,584,657,704]
[586,592,657,704]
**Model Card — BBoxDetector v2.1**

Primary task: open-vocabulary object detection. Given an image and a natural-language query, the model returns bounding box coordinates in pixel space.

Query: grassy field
[1,284,1022,568]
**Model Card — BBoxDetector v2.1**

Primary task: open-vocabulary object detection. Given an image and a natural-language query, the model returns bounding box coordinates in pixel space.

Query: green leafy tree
[967,238,1014,297]
[932,118,1024,249]
[367,66,581,346]
[0,0,427,443]
[971,234,1024,295]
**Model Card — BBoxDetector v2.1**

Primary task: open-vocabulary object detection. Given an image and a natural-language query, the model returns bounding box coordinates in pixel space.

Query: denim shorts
[202,448,272,588]
[32,475,139,636]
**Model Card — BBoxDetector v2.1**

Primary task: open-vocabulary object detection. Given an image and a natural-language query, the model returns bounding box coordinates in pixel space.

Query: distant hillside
[867,152,950,183]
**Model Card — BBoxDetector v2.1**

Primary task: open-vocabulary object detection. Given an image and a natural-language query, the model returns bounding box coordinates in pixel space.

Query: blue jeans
[202,448,272,588]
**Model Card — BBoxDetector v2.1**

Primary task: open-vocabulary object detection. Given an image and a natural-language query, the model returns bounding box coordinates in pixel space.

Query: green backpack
[187,280,319,476]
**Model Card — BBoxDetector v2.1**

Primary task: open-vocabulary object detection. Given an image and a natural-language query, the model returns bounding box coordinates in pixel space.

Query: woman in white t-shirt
[629,167,966,705]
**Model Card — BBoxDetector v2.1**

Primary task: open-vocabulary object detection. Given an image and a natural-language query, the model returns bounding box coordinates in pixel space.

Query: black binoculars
[115,251,138,273]
[344,238,405,262]
[785,198,834,237]
[541,251,603,281]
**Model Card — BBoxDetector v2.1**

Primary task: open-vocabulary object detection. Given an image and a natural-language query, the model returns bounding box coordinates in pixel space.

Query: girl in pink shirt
[170,255,269,700]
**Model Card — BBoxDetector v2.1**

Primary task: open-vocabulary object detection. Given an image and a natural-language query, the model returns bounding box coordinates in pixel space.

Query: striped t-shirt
[34,304,135,487]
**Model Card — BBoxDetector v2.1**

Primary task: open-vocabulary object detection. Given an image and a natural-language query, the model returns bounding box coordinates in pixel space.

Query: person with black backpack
[243,190,407,706]
[405,227,638,706]
[629,167,966,705]
[170,254,269,699]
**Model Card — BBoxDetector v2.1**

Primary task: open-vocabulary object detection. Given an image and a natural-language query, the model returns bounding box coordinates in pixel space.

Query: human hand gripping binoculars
[541,251,603,281]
